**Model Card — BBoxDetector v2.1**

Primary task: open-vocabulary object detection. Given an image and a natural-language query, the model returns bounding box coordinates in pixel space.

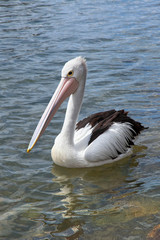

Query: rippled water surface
[0,0,160,239]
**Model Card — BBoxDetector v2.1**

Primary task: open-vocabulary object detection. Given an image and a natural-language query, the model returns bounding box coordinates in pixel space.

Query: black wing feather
[76,109,147,146]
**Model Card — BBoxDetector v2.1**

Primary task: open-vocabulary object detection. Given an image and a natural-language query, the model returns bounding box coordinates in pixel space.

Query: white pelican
[27,56,147,168]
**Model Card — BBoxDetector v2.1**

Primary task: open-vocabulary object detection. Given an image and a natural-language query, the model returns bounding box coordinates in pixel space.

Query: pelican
[27,56,146,168]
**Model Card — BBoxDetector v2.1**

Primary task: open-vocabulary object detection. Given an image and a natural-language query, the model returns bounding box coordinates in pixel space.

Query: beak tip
[27,148,31,153]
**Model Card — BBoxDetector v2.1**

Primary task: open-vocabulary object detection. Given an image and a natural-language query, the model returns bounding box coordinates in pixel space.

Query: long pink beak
[27,77,79,152]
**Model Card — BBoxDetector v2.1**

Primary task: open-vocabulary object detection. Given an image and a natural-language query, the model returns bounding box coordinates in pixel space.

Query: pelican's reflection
[51,147,146,239]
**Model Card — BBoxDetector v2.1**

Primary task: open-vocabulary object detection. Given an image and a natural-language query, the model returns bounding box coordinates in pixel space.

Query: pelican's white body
[52,123,133,168]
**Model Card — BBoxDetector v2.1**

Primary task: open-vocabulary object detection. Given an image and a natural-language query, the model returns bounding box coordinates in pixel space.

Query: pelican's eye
[67,70,74,77]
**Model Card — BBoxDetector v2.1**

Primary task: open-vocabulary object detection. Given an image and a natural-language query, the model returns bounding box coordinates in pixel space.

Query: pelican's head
[27,56,87,152]
[61,56,87,83]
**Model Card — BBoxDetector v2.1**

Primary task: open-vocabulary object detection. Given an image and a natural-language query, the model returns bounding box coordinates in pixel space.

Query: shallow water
[0,0,160,239]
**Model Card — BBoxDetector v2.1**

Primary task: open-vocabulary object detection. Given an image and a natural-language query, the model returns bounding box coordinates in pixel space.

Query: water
[0,0,160,239]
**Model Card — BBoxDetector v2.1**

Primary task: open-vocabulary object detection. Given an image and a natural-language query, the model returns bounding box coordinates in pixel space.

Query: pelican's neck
[60,81,85,145]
